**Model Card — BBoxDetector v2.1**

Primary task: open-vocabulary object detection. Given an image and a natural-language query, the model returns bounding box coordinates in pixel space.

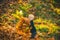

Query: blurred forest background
[0,0,60,40]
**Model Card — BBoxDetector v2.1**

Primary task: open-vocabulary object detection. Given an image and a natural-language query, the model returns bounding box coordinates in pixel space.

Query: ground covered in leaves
[0,26,55,40]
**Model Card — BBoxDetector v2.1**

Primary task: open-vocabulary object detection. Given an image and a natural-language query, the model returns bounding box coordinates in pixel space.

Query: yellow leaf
[12,14,20,19]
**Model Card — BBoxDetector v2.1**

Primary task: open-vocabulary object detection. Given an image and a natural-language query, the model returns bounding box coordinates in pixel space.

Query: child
[28,14,36,39]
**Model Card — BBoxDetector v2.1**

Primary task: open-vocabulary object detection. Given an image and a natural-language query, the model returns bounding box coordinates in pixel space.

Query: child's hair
[28,14,34,20]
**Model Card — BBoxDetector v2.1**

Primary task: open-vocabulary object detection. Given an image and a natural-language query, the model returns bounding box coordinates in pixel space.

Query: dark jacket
[30,20,36,38]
